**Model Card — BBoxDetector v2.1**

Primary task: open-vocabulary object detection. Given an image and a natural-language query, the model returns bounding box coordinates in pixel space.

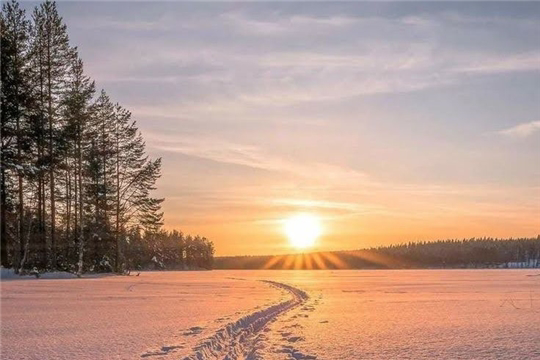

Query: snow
[500,260,540,268]
[2,270,539,359]
[1,267,79,279]
[0,271,278,360]
[246,269,540,359]
[185,281,309,360]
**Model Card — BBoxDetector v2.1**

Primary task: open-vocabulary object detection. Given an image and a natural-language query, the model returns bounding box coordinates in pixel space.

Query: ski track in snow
[182,280,309,360]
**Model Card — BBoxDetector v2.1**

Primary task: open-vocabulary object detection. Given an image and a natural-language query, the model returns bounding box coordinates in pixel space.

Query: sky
[28,2,540,255]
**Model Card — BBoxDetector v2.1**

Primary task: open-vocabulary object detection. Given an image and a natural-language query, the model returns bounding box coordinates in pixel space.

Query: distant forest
[215,238,540,270]
[0,1,214,274]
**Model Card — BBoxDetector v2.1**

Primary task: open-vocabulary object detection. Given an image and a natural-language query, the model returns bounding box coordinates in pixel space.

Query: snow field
[2,269,539,359]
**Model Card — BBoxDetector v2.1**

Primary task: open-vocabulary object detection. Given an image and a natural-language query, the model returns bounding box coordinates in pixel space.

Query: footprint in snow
[292,351,317,359]
[284,323,302,329]
[275,345,293,353]
[276,346,316,359]
[286,336,305,343]
[140,345,184,357]
[182,326,204,336]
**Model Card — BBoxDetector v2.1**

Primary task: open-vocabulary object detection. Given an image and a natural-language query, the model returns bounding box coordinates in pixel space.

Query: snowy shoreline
[3,266,539,282]
[0,267,216,280]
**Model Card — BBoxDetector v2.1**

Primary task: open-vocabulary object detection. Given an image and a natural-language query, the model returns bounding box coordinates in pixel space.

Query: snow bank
[499,259,540,268]
[0,267,79,280]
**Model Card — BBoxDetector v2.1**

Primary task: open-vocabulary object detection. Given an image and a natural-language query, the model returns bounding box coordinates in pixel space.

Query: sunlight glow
[284,213,322,249]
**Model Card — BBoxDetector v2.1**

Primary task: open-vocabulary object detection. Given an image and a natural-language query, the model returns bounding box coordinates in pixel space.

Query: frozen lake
[1,270,539,359]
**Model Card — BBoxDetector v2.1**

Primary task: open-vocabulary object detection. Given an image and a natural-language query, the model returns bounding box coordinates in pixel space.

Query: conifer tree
[1,0,213,273]
[86,90,116,263]
[32,0,71,268]
[61,52,94,271]
[0,0,33,267]
[111,103,163,271]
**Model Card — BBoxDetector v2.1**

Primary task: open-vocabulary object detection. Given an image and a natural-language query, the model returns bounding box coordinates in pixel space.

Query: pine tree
[61,52,94,272]
[1,1,213,273]
[110,103,163,271]
[0,0,33,267]
[86,90,116,264]
[32,0,72,268]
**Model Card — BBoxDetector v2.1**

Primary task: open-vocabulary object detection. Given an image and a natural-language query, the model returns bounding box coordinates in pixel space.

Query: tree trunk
[0,164,7,267]
[14,34,24,266]
[37,175,42,264]
[37,41,46,267]
[18,213,33,273]
[101,120,107,262]
[115,124,120,272]
[65,161,71,245]
[73,154,78,247]
[47,34,56,269]
[17,169,24,261]
[92,140,99,263]
[77,128,84,275]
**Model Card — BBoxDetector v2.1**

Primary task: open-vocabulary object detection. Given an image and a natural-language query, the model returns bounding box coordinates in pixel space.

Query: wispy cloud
[93,45,539,111]
[146,132,369,185]
[497,120,540,138]
[453,52,540,74]
[77,17,167,31]
[220,12,358,35]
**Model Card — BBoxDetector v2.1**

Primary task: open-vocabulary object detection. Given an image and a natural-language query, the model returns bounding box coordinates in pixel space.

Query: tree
[0,0,33,267]
[1,1,213,274]
[111,103,163,271]
[61,52,94,273]
[85,90,116,265]
[32,0,72,268]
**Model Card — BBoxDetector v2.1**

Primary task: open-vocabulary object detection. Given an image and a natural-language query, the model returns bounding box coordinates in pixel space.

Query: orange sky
[157,179,539,255]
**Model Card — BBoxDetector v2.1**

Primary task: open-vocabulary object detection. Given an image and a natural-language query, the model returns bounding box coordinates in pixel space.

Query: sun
[284,213,322,249]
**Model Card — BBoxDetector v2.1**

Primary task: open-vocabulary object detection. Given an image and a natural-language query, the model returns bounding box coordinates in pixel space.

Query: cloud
[95,43,539,111]
[76,17,166,32]
[497,120,540,138]
[220,12,358,36]
[145,132,369,185]
[70,4,539,111]
[453,52,540,75]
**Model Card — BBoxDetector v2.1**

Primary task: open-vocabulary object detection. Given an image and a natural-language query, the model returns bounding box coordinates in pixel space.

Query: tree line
[0,0,214,273]
[214,237,540,270]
